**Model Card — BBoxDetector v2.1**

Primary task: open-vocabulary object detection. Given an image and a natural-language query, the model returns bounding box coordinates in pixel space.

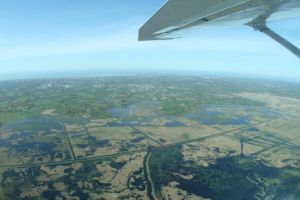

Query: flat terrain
[0,76,300,200]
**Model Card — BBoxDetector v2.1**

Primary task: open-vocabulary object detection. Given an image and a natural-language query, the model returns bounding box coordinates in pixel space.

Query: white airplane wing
[139,0,300,58]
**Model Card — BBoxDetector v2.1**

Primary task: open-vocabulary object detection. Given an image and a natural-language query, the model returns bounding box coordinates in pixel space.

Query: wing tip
[138,27,153,41]
[138,28,176,41]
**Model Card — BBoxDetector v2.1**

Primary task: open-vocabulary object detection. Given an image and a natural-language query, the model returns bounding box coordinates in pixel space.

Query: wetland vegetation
[0,76,300,199]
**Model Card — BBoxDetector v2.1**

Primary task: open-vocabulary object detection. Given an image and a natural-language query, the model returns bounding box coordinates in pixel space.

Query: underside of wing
[139,0,300,41]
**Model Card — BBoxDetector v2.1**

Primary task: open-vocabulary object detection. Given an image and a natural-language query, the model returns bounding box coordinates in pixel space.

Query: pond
[107,105,137,118]
[164,121,185,127]
[185,108,250,126]
[11,118,63,132]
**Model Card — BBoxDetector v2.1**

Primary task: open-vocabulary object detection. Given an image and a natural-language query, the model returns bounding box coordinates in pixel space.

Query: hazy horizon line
[1,69,300,84]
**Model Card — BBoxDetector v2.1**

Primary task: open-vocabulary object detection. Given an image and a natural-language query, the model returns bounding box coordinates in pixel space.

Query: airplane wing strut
[248,21,300,58]
[264,27,300,58]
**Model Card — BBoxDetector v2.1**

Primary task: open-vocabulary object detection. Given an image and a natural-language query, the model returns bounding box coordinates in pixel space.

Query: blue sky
[0,0,299,80]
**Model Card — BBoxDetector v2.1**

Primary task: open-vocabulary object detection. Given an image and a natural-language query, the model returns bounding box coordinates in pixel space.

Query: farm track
[62,122,76,160]
[143,151,156,200]
[0,149,146,168]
